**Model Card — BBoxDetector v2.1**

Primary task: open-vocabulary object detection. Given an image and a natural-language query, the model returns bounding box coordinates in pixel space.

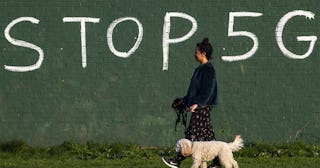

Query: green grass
[0,140,319,167]
[0,154,320,168]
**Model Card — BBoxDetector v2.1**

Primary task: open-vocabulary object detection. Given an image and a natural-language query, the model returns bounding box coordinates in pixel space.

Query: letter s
[4,17,44,72]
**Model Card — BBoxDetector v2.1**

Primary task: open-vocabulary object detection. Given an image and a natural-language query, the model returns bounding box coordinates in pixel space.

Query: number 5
[222,12,263,62]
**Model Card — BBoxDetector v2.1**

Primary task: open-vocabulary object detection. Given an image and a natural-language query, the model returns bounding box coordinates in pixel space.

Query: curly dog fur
[175,135,244,168]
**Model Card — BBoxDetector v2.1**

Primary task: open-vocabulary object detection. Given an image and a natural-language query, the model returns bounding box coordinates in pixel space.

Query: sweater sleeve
[194,67,215,107]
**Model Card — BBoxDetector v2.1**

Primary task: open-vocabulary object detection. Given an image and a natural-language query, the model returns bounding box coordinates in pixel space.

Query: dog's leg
[221,161,232,168]
[219,152,233,168]
[200,161,207,168]
[191,159,202,168]
[231,160,239,168]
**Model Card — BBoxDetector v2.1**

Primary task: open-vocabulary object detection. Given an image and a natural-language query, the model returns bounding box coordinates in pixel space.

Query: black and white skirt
[185,106,216,141]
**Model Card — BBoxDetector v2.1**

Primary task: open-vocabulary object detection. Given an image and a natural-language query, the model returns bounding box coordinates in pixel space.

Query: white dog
[175,135,243,168]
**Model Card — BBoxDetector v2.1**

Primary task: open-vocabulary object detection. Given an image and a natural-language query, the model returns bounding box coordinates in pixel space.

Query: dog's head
[175,139,192,156]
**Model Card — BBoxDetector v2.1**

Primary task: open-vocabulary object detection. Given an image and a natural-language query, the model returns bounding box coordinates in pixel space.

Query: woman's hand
[189,104,198,112]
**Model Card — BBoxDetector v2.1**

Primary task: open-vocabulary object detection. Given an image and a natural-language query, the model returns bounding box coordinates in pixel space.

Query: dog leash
[172,97,188,131]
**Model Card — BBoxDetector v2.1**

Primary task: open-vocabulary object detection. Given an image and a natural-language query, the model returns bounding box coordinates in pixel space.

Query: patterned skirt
[185,106,216,141]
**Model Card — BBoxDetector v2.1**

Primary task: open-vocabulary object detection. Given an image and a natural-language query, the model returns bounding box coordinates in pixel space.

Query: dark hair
[196,38,213,60]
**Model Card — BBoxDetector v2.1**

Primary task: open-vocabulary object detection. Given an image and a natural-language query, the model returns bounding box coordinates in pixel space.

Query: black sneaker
[208,157,221,168]
[207,166,221,168]
[162,157,180,168]
[207,163,221,168]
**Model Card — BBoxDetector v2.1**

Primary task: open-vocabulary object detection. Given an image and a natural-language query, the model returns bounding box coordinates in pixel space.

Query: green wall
[0,0,319,146]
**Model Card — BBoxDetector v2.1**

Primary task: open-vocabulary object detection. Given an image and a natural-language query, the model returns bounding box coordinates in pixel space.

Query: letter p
[162,12,198,71]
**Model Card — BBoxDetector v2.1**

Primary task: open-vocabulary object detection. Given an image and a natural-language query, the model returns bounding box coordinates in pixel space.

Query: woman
[162,38,220,168]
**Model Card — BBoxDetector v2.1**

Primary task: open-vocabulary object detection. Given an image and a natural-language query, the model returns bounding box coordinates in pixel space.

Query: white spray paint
[276,10,317,59]
[63,17,100,68]
[222,12,263,62]
[162,12,198,71]
[107,17,143,58]
[4,17,44,72]
[2,11,319,73]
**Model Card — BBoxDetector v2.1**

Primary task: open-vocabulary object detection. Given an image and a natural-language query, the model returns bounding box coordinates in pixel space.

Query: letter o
[107,17,143,58]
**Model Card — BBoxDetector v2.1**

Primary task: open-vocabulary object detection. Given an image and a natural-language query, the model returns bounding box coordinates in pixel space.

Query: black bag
[172,97,187,131]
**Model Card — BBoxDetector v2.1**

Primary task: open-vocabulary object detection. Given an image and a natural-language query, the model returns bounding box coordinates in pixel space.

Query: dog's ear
[181,139,192,156]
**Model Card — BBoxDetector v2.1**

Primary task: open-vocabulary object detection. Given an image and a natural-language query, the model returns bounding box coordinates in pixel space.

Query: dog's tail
[228,135,244,152]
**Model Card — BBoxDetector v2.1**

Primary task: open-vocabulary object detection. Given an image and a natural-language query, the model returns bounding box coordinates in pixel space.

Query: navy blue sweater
[184,62,218,108]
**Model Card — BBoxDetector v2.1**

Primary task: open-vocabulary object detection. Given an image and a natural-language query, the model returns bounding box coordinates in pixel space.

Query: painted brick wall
[0,0,319,146]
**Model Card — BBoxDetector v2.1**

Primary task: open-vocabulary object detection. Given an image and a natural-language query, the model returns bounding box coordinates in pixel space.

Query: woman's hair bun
[202,38,209,44]
[197,37,213,60]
